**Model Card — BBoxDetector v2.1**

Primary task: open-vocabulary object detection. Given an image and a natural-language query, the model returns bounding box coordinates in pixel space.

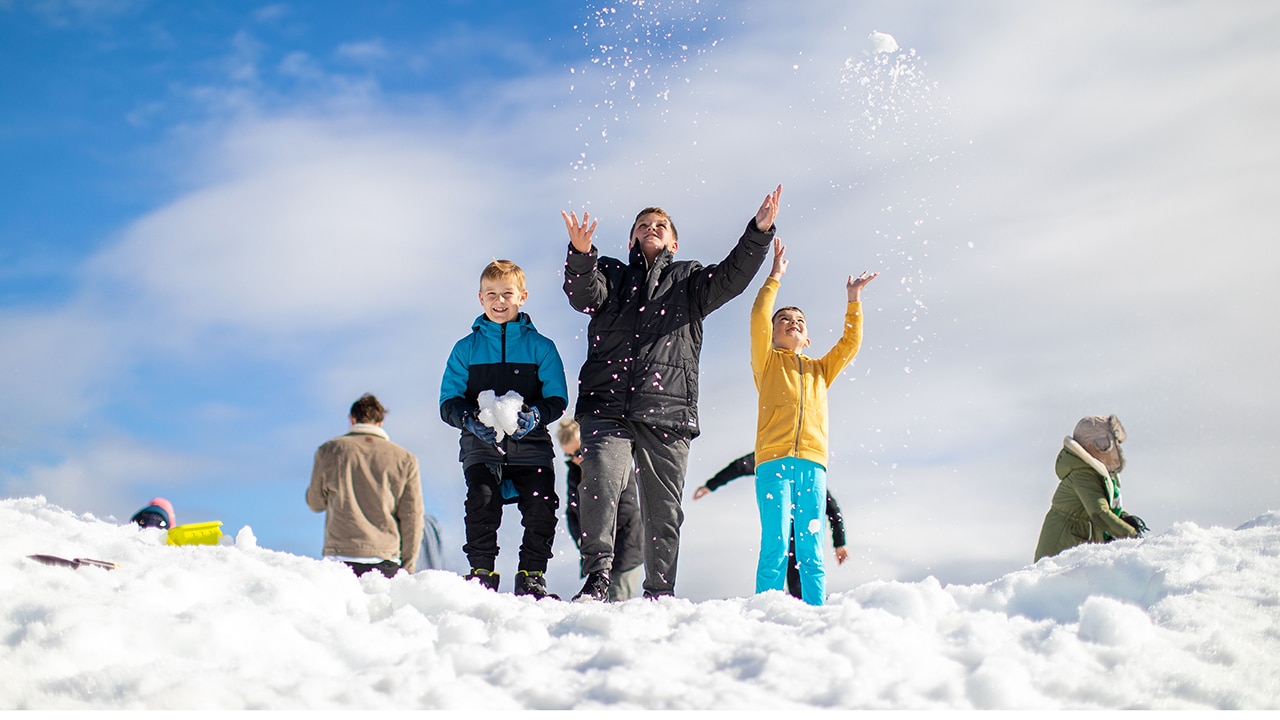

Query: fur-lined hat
[1072,415,1126,474]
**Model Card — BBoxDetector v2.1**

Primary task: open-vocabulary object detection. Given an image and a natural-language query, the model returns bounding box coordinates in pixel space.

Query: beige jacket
[306,424,423,572]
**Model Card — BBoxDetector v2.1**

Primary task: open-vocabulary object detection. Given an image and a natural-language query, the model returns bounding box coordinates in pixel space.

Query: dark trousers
[345,560,401,579]
[576,416,690,597]
[462,463,559,573]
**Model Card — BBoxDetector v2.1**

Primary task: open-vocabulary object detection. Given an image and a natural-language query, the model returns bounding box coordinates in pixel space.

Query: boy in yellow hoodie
[750,238,877,605]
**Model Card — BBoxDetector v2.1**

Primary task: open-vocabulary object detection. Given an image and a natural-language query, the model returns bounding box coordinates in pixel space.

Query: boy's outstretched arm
[561,209,611,314]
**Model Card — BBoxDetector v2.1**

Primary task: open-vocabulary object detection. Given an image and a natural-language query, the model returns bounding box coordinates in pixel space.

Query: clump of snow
[476,389,523,442]
[870,30,899,54]
[4,498,1279,709]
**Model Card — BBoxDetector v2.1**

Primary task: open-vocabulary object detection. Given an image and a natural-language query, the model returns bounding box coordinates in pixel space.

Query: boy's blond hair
[630,207,678,241]
[480,259,526,292]
[555,418,580,447]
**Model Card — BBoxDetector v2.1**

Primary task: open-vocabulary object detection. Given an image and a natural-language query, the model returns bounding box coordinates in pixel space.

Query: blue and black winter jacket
[440,313,568,469]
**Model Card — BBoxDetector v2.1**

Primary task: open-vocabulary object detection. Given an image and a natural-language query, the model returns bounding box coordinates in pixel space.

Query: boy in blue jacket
[440,260,569,599]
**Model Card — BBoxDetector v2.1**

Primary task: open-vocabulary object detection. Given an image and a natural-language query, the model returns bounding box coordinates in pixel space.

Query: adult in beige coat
[307,394,423,577]
[1034,415,1143,562]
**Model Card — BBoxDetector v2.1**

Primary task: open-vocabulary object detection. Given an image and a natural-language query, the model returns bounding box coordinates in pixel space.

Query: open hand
[561,210,597,254]
[847,270,879,302]
[769,237,788,280]
[754,184,783,232]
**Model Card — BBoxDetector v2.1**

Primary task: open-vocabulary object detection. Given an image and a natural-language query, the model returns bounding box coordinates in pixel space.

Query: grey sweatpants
[576,415,690,596]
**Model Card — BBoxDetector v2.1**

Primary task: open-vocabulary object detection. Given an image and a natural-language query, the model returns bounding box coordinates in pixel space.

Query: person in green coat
[1034,415,1147,561]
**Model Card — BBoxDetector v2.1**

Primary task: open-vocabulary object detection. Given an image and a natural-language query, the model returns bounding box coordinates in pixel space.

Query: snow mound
[3,496,1278,710]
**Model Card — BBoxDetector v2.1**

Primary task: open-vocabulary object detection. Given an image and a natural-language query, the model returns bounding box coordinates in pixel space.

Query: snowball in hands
[477,390,524,442]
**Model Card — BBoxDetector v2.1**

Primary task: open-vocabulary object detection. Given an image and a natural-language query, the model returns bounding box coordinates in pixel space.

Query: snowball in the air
[478,390,524,441]
[870,31,899,54]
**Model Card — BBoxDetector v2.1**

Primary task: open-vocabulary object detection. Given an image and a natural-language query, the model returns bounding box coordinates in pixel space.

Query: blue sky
[3,0,1279,601]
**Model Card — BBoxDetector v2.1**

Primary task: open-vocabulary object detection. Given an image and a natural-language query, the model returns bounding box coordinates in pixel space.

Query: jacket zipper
[793,353,804,457]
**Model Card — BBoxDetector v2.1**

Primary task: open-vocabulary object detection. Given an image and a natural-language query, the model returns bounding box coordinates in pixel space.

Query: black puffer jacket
[563,219,772,438]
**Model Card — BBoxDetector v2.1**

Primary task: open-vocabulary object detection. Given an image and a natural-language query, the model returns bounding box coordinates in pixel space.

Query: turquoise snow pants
[755,457,826,605]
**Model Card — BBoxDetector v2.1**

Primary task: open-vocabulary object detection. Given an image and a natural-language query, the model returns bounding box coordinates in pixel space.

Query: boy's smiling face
[479,277,527,324]
[630,211,678,263]
[771,308,810,352]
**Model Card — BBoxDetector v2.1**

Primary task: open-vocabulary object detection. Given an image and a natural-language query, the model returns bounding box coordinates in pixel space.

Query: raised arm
[817,269,878,381]
[691,184,782,317]
[561,209,610,314]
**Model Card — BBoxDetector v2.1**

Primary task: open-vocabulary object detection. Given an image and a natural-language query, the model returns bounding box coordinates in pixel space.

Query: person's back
[307,394,423,576]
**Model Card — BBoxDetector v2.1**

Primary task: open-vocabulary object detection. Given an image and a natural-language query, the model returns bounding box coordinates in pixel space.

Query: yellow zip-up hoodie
[750,277,863,469]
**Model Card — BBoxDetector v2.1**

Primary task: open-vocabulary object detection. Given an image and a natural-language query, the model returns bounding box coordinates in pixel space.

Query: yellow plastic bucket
[167,521,224,546]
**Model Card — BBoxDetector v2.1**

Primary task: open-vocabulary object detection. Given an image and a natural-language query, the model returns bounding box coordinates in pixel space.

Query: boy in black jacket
[560,185,782,601]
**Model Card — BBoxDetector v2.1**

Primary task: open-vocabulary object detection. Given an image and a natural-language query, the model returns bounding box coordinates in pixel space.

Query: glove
[1120,512,1149,536]
[512,406,541,441]
[463,412,497,444]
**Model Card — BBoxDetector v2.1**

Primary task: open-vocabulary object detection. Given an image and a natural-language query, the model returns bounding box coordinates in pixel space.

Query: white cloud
[335,39,389,65]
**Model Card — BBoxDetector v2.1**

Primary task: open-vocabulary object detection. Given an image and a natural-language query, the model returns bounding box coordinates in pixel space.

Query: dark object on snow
[28,554,117,570]
[573,570,611,602]
[465,568,500,591]
[1120,512,1149,536]
[130,497,175,529]
[514,570,559,600]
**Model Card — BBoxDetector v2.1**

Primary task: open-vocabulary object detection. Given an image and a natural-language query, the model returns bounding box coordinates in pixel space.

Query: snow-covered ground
[2,495,1277,710]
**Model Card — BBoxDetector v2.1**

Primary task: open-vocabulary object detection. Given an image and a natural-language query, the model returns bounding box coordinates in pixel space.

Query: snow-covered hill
[2,496,1276,710]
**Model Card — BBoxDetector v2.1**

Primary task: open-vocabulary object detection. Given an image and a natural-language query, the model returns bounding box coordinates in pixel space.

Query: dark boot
[572,570,611,602]
[464,568,500,591]
[514,570,559,600]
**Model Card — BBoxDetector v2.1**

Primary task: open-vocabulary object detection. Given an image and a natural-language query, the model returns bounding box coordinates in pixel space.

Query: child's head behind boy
[555,418,583,465]
[771,305,810,353]
[479,259,528,324]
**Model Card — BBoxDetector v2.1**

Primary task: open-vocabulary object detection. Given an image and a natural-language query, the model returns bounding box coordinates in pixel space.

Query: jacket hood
[1062,436,1112,479]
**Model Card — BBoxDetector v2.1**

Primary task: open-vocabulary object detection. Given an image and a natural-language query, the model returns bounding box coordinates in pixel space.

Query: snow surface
[4,497,1278,710]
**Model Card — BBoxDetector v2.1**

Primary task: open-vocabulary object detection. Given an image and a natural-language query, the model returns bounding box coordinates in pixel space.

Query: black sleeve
[826,491,846,548]
[705,453,756,491]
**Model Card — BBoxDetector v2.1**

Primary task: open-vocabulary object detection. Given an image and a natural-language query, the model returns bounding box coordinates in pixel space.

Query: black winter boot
[572,570,611,602]
[464,568,500,591]
[514,570,559,600]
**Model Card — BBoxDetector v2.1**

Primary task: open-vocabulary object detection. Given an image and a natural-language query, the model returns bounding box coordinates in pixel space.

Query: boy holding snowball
[440,260,568,599]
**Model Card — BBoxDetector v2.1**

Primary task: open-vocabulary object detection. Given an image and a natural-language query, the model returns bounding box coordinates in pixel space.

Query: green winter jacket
[1034,438,1138,561]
